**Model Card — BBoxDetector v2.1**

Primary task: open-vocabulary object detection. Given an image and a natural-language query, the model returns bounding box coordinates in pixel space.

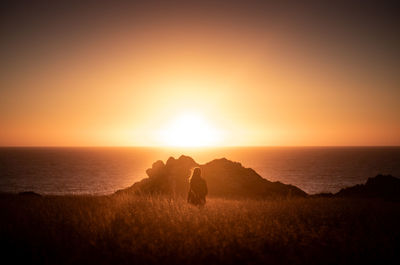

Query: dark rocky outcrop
[18,191,42,197]
[116,155,307,199]
[202,158,307,199]
[335,174,400,200]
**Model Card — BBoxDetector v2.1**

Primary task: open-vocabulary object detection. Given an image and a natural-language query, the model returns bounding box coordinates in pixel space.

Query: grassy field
[1,194,399,265]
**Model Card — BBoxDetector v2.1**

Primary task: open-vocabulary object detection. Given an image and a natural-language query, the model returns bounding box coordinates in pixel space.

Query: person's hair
[189,167,201,182]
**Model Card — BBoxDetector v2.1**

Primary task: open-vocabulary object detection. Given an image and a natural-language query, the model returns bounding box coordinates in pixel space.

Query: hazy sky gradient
[1,0,399,146]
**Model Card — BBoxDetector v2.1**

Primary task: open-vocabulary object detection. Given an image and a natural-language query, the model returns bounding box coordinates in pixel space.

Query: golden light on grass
[159,113,221,147]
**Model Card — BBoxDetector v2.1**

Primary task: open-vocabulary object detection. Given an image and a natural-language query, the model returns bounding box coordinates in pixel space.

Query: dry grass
[0,194,399,265]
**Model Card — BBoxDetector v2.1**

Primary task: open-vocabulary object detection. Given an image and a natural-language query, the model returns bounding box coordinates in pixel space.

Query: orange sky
[1,1,399,146]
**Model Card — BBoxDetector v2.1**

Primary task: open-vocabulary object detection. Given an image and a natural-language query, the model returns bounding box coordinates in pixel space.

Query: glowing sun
[160,113,221,147]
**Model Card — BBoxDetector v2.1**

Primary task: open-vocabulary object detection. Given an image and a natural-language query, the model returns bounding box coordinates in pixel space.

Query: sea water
[0,147,399,195]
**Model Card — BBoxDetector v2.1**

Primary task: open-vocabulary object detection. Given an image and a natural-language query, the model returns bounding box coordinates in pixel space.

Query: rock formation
[116,155,308,199]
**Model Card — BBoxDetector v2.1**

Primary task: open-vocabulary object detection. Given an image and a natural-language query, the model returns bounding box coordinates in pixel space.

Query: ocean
[0,147,399,195]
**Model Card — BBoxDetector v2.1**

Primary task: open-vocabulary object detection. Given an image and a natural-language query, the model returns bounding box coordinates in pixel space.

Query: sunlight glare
[160,113,220,147]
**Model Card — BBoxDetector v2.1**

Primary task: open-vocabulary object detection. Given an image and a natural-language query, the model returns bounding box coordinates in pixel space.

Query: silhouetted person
[187,167,208,206]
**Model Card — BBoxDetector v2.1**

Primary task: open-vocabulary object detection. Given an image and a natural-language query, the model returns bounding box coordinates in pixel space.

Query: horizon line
[1,145,399,148]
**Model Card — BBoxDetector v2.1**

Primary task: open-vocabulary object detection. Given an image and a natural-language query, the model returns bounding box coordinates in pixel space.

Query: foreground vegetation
[1,194,399,265]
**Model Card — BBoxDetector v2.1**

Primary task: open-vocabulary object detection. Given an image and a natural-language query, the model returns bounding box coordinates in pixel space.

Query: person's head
[190,167,202,181]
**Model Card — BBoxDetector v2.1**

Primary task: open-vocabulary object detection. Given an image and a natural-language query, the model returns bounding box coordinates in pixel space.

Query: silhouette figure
[187,167,208,206]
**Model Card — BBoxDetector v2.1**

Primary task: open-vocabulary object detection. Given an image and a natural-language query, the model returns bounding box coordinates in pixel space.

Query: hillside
[335,174,400,200]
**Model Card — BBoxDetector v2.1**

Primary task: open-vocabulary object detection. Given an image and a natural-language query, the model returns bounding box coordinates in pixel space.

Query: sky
[1,0,399,146]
